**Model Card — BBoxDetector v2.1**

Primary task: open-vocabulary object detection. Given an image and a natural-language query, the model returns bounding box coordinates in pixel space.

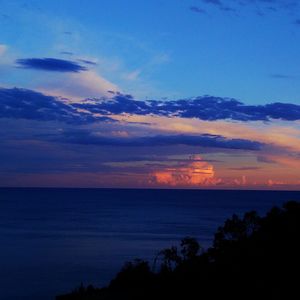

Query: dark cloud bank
[1,87,300,124]
[75,93,300,122]
[0,87,111,123]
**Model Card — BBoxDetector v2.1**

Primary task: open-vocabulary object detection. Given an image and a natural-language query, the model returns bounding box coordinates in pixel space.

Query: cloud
[1,14,10,19]
[77,59,98,66]
[16,58,88,72]
[295,19,300,25]
[257,156,277,164]
[270,74,296,79]
[2,86,300,159]
[152,155,221,186]
[1,86,300,126]
[197,0,298,17]
[60,51,74,56]
[201,0,222,6]
[74,94,300,122]
[190,6,206,14]
[199,0,236,13]
[229,167,261,171]
[267,179,285,186]
[221,6,237,13]
[104,155,222,164]
[37,70,119,101]
[0,87,112,123]
[234,175,247,186]
[60,130,263,150]
[122,69,142,81]
[0,91,298,189]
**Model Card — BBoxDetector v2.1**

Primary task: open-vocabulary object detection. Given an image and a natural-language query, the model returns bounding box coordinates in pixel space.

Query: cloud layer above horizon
[0,87,299,189]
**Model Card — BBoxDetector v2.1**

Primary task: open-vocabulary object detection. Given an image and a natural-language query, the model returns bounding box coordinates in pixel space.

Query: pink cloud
[152,155,222,187]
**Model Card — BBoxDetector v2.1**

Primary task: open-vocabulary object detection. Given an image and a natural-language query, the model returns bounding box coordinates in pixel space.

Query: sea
[0,188,299,300]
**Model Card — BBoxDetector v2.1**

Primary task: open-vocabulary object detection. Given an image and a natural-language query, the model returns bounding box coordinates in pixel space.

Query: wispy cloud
[294,19,300,25]
[60,51,74,56]
[270,74,297,79]
[77,59,98,66]
[193,0,299,18]
[257,156,277,164]
[201,0,222,6]
[229,166,261,171]
[199,0,236,13]
[190,6,206,14]
[37,70,119,100]
[122,69,142,81]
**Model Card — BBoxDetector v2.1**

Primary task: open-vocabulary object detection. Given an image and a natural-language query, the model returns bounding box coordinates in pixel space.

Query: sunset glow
[153,155,218,187]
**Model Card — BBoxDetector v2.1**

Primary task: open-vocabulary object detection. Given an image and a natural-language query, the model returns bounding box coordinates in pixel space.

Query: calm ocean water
[0,188,299,300]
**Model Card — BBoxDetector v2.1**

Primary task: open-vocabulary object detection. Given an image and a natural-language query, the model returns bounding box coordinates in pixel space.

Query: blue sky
[0,0,300,189]
[1,0,300,103]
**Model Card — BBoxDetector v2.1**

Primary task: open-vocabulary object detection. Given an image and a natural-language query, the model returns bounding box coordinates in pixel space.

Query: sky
[0,0,300,189]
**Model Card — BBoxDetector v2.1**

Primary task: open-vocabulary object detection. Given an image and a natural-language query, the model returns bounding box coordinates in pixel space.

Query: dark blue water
[0,188,299,300]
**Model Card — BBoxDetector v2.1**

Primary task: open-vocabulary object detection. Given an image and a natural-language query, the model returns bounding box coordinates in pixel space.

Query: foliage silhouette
[57,201,300,300]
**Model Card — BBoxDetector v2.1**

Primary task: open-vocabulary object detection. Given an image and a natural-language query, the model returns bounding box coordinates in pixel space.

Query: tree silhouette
[57,201,300,300]
[180,237,201,260]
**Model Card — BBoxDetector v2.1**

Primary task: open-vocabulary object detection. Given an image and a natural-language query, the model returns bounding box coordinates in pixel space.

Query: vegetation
[57,201,300,300]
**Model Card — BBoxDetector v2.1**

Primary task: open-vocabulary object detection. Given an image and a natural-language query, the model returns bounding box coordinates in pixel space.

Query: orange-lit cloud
[234,175,247,186]
[152,155,221,187]
[267,179,284,187]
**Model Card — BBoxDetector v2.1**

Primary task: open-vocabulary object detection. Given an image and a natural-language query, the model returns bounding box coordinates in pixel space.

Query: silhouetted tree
[180,237,201,260]
[57,201,300,300]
